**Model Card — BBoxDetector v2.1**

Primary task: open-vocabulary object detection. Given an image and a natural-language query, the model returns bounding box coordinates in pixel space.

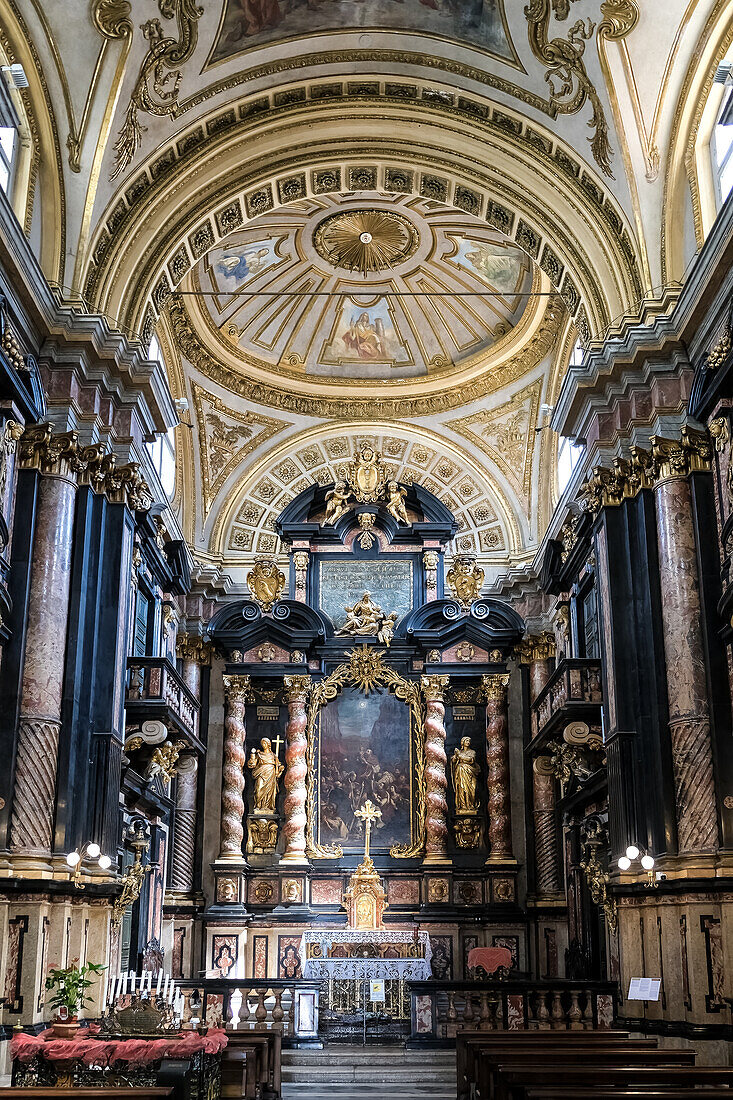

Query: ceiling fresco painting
[191,193,534,383]
[207,0,518,65]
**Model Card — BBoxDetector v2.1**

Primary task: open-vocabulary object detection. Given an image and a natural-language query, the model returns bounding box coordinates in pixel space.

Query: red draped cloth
[467,946,513,974]
[11,1027,228,1067]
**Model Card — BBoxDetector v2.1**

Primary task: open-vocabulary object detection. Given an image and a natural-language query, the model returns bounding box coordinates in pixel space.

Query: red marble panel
[310,878,344,905]
[388,878,420,905]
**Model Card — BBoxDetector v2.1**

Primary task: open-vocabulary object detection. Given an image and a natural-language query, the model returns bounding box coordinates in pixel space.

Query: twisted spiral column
[219,675,250,861]
[533,757,561,894]
[422,674,450,865]
[482,673,513,861]
[653,456,718,852]
[280,675,311,865]
[170,755,198,891]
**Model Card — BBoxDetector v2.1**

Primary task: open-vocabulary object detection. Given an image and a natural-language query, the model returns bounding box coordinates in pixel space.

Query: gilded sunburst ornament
[314,209,419,276]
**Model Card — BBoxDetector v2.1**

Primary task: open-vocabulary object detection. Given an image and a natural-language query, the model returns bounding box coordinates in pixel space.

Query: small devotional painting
[318,685,412,852]
[208,0,517,66]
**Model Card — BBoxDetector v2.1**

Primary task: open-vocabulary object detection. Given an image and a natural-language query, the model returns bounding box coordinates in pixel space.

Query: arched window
[712,55,733,208]
[557,435,584,496]
[0,62,25,200]
[146,336,176,499]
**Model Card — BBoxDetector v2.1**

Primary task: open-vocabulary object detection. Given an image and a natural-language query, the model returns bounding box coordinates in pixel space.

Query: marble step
[282,1067,456,1083]
[281,1087,455,1100]
[282,1050,455,1066]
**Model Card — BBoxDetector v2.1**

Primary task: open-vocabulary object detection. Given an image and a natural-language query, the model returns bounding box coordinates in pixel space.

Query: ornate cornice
[168,293,561,420]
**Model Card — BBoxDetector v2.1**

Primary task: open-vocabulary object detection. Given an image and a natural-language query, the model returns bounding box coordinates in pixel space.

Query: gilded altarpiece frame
[304,648,425,859]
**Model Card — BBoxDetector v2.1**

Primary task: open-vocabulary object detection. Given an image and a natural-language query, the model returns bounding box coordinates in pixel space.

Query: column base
[279,853,310,867]
[485,855,517,865]
[422,854,452,867]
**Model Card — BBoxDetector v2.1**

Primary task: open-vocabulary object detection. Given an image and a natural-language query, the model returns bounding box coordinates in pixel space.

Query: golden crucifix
[354,800,382,860]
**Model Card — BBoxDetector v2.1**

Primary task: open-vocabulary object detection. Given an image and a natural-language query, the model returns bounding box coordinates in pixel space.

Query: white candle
[156,970,163,995]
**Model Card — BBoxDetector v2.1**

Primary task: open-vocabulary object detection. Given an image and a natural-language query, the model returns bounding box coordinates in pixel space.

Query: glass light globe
[641,854,655,870]
[617,856,631,870]
[625,844,640,860]
[98,854,112,870]
[66,851,81,867]
[87,842,101,858]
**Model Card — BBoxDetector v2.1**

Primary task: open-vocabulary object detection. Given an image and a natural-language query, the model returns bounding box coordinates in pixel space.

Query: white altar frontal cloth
[300,929,432,981]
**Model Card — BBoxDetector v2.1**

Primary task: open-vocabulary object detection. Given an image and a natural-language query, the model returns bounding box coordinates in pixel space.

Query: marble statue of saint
[247,737,284,814]
[386,480,409,525]
[451,736,480,814]
[324,479,352,525]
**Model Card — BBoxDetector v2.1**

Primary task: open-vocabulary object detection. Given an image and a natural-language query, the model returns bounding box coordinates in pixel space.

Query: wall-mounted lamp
[617,844,657,888]
[66,841,112,889]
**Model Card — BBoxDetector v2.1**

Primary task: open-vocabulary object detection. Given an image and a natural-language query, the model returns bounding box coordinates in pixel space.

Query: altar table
[300,929,432,981]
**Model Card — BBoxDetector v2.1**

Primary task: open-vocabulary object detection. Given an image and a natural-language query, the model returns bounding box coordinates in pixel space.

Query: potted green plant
[45,960,106,1038]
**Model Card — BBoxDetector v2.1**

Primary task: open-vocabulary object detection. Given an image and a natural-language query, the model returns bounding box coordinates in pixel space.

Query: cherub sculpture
[324,479,352,525]
[386,480,409,525]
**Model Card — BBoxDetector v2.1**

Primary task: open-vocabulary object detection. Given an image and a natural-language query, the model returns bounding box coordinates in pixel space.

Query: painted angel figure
[324,479,352,525]
[386,480,409,525]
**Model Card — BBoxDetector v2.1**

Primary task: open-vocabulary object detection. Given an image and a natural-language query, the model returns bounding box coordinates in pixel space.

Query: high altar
[202,448,530,1033]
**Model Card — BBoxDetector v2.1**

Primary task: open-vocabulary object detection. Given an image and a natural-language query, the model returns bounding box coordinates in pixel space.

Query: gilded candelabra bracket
[580,819,617,936]
[303,646,426,860]
[111,825,150,926]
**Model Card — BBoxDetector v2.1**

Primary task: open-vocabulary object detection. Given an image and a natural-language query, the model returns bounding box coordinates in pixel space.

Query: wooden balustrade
[409,980,617,1040]
[125,657,200,742]
[531,659,603,739]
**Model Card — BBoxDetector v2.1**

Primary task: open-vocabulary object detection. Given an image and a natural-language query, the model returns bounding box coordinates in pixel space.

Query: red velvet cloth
[11,1028,228,1067]
[467,946,513,974]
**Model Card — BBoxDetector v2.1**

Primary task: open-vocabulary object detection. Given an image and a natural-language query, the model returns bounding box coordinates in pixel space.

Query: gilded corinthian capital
[19,425,82,478]
[223,674,251,702]
[481,673,510,703]
[421,674,450,701]
[283,674,311,702]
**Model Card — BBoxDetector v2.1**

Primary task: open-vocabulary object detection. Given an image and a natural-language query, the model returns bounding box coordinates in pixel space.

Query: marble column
[219,674,250,862]
[170,755,198,892]
[482,673,513,861]
[422,674,450,865]
[651,432,719,853]
[533,757,562,894]
[9,429,80,859]
[176,633,211,700]
[518,634,562,894]
[280,675,311,865]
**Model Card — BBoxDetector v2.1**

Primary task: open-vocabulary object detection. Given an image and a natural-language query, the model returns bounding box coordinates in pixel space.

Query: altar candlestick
[157,970,163,995]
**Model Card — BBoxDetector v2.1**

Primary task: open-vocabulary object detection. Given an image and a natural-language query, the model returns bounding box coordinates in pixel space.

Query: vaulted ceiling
[3,0,731,590]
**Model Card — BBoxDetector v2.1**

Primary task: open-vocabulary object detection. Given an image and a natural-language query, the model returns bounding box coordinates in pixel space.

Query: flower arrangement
[45,961,106,1022]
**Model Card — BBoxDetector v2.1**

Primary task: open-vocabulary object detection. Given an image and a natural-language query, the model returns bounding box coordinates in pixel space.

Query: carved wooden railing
[125,656,199,741]
[408,980,617,1040]
[531,659,603,739]
[176,979,303,1036]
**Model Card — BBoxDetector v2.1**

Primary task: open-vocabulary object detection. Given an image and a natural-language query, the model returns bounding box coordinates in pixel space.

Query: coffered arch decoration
[208,424,526,564]
[82,90,643,350]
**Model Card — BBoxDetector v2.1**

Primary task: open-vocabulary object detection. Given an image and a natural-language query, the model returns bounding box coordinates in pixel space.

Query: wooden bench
[222,1030,282,1099]
[492,1064,733,1100]
[456,1032,660,1100]
[481,1049,697,1100]
[527,1091,733,1100]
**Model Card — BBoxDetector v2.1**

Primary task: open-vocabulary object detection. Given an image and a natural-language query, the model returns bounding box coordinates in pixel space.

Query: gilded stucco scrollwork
[111,0,203,180]
[524,0,614,177]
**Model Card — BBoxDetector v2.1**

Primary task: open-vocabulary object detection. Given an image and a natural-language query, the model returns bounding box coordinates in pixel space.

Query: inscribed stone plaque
[319,558,413,629]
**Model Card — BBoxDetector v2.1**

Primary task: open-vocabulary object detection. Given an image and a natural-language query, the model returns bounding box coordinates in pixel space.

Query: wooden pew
[527,1091,733,1100]
[456,1032,659,1100]
[480,1048,697,1100]
[492,1064,733,1100]
[222,1029,282,1099]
